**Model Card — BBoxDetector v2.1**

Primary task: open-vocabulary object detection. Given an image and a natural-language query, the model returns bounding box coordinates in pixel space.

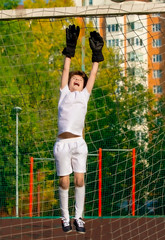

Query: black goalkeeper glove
[62,24,80,58]
[89,31,104,62]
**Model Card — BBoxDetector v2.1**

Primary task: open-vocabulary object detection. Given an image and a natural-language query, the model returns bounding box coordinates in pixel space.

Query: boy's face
[69,75,84,92]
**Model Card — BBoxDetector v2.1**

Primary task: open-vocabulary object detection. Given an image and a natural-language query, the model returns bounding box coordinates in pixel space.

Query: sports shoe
[61,218,72,233]
[73,218,86,234]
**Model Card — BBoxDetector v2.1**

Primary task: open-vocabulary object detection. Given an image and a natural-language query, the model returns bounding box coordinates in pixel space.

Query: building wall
[148,13,165,96]
[74,0,165,97]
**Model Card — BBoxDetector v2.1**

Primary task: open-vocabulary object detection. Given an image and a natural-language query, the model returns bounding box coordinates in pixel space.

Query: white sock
[75,185,85,219]
[59,187,69,221]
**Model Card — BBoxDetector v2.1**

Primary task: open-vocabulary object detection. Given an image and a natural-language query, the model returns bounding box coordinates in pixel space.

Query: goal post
[29,157,33,218]
[132,148,136,217]
[98,148,102,217]
[0,1,165,239]
[98,148,136,217]
[0,2,165,20]
[29,148,136,218]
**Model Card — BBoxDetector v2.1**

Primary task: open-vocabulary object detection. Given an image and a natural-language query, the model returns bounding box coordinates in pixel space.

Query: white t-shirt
[58,85,90,136]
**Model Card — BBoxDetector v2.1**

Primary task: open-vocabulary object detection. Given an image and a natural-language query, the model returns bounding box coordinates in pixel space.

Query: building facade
[74,0,165,98]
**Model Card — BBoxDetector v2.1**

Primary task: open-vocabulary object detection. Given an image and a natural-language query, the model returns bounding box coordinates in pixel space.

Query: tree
[0,1,164,216]
[0,0,19,10]
[82,25,159,215]
[0,0,75,216]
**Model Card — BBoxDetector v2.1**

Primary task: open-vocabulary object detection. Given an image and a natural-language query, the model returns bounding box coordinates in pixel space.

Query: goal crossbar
[1,2,165,20]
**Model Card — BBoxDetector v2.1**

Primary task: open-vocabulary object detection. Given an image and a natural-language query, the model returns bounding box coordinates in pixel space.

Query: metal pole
[81,0,85,72]
[16,111,19,218]
[98,148,102,217]
[132,148,136,216]
[29,157,34,217]
[82,35,85,72]
[14,106,22,218]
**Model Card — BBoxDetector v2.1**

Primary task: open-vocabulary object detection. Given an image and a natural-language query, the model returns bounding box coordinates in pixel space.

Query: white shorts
[53,137,88,176]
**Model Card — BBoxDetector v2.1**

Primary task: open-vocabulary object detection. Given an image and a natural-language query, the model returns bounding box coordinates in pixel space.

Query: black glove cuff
[62,47,75,58]
[92,52,104,62]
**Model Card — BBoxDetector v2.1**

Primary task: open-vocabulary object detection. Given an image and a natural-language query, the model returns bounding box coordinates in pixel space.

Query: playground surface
[0,217,165,240]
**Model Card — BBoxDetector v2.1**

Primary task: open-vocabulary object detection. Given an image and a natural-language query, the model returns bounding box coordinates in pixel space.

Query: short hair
[68,71,88,88]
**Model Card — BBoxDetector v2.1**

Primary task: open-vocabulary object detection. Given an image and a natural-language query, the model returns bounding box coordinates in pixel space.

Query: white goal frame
[0,2,165,20]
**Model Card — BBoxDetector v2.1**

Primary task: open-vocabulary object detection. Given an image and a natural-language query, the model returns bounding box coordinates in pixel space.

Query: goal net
[0,1,165,239]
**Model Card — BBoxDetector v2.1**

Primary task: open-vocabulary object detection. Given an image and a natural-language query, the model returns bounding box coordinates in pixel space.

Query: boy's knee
[74,178,84,188]
[59,176,70,190]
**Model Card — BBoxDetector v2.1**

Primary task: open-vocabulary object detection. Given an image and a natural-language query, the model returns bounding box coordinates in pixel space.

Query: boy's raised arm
[61,25,80,89]
[86,62,99,94]
[86,31,104,94]
[61,57,71,89]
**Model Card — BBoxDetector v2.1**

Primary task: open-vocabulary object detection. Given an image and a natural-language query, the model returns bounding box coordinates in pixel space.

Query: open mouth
[74,82,80,87]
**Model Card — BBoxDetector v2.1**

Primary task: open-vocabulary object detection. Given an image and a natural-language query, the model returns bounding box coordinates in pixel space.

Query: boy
[53,24,104,234]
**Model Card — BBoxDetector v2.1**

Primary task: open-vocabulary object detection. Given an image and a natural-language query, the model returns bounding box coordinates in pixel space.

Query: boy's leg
[72,138,87,220]
[73,173,86,234]
[59,175,70,221]
[74,173,85,219]
[54,138,74,233]
[59,175,72,233]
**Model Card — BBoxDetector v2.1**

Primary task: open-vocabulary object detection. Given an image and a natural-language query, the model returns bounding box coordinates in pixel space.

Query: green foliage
[0,9,164,216]
[0,16,65,216]
[24,0,75,8]
[0,0,19,10]
[0,0,81,216]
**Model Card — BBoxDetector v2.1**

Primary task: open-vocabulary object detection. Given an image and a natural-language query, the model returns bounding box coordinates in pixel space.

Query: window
[107,24,120,32]
[136,38,143,46]
[128,52,143,62]
[153,70,162,78]
[127,67,143,77]
[89,0,93,5]
[127,38,134,46]
[153,85,162,94]
[152,13,160,17]
[127,22,135,31]
[108,39,123,47]
[127,21,143,32]
[152,23,161,32]
[153,39,162,47]
[127,67,135,76]
[127,37,143,46]
[153,54,162,62]
[128,52,136,61]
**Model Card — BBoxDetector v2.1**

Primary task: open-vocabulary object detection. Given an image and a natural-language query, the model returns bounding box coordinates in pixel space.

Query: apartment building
[75,0,165,98]
[148,11,165,98]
